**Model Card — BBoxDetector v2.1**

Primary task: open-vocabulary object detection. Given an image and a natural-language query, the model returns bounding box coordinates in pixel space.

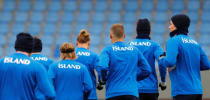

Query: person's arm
[98,48,110,82]
[137,49,152,81]
[48,64,56,87]
[160,38,178,69]
[154,44,166,83]
[82,66,93,99]
[200,46,210,71]
[36,63,56,99]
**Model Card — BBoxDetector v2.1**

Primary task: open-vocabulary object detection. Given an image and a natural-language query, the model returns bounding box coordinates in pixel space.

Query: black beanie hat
[136,18,151,35]
[171,14,190,30]
[15,32,34,53]
[32,37,42,53]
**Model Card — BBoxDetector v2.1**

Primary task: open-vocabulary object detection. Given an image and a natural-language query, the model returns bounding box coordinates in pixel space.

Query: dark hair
[32,37,42,53]
[15,32,34,53]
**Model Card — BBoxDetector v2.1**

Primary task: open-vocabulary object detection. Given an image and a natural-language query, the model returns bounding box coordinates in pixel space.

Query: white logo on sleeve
[76,51,90,56]
[58,63,81,69]
[4,57,30,65]
[112,46,134,51]
[181,38,198,45]
[130,42,151,46]
[31,57,48,61]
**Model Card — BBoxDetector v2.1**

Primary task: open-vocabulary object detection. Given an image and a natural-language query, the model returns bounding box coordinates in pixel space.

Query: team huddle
[0,14,210,100]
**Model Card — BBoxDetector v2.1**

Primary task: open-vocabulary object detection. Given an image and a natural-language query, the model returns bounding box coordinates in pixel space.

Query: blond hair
[77,29,90,43]
[60,43,77,60]
[110,24,125,38]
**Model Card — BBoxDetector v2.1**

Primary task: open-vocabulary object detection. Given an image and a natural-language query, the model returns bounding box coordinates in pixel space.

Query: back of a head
[32,37,42,53]
[15,32,34,53]
[136,18,151,35]
[171,14,190,30]
[77,29,90,43]
[110,24,125,39]
[60,43,77,60]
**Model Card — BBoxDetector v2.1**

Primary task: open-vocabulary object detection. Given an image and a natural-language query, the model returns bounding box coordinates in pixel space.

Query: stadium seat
[124,23,135,35]
[0,12,13,23]
[124,35,133,43]
[200,23,210,34]
[89,46,100,54]
[187,0,200,11]
[125,1,138,11]
[56,35,70,45]
[108,12,121,23]
[8,35,16,46]
[0,46,3,57]
[48,1,62,12]
[203,0,210,11]
[43,23,57,35]
[15,12,28,23]
[153,23,166,35]
[189,23,197,35]
[33,1,46,11]
[0,23,10,35]
[154,12,168,23]
[201,11,210,22]
[187,11,199,23]
[171,0,184,11]
[139,11,152,21]
[64,1,77,11]
[30,12,43,23]
[27,23,41,35]
[103,34,112,46]
[151,35,165,45]
[94,1,107,12]
[41,35,54,46]
[156,1,169,11]
[1,1,15,11]
[61,11,75,23]
[199,34,210,45]
[110,1,123,12]
[89,24,103,35]
[124,12,136,23]
[12,23,26,35]
[41,46,52,57]
[75,23,88,35]
[90,35,101,46]
[6,46,16,55]
[54,45,60,58]
[0,34,6,46]
[58,23,72,35]
[17,1,31,12]
[77,12,90,24]
[92,12,105,23]
[46,12,59,23]
[141,1,154,12]
[80,1,92,12]
[202,46,210,56]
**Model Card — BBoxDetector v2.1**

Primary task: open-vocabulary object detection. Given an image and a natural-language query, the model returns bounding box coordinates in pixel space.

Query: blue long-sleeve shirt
[0,53,55,100]
[31,54,54,100]
[99,41,151,99]
[75,47,100,99]
[160,35,210,97]
[48,59,93,100]
[129,39,166,93]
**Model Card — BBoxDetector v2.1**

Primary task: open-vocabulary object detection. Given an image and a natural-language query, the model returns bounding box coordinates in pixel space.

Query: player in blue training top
[159,14,210,100]
[99,24,151,100]
[75,29,102,100]
[48,43,93,100]
[129,19,167,100]
[0,33,55,100]
[31,37,54,100]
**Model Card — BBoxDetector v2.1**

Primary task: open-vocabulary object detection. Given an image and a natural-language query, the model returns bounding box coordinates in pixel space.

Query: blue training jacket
[75,47,100,99]
[160,34,210,97]
[48,59,93,100]
[129,39,166,93]
[99,41,151,99]
[31,54,54,100]
[0,53,55,100]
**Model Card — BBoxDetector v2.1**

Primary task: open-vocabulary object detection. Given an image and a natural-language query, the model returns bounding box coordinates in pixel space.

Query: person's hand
[159,82,166,91]
[159,52,166,61]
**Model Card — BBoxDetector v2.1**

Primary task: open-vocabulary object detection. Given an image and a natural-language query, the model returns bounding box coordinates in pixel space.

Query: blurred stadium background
[0,0,209,99]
